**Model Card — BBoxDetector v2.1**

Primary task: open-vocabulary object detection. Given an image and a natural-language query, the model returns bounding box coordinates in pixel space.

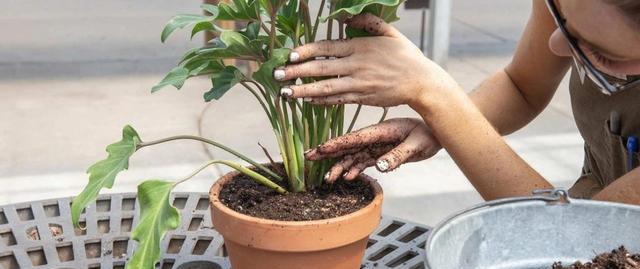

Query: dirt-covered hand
[305,118,441,183]
[274,13,459,108]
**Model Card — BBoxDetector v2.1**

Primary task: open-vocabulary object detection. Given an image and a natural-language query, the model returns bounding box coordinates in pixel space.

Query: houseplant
[71,0,403,268]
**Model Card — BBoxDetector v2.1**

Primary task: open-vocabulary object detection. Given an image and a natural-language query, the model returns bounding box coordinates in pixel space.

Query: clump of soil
[218,169,375,221]
[552,246,640,269]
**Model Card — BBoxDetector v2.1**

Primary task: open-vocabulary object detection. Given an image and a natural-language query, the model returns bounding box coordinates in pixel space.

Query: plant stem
[137,135,282,181]
[299,0,313,43]
[275,97,301,190]
[326,14,334,40]
[320,107,336,143]
[258,142,279,171]
[174,160,287,194]
[337,104,345,136]
[260,23,283,47]
[311,0,326,42]
[346,104,362,133]
[269,12,277,58]
[240,81,273,124]
[379,107,389,123]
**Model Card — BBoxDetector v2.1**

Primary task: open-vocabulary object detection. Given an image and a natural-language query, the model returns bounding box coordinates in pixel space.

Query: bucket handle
[443,188,572,223]
[468,188,571,211]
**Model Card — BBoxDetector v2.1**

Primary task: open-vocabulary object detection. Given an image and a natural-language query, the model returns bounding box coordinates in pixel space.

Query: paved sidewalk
[0,0,583,226]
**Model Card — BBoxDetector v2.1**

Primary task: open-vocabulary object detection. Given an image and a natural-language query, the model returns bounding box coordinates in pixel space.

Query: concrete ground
[0,0,582,226]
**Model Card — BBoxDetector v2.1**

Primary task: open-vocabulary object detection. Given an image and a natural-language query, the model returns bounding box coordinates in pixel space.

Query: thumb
[346,13,402,38]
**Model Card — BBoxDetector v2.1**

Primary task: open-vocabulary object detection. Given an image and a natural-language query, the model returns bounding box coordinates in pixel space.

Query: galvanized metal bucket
[425,189,640,269]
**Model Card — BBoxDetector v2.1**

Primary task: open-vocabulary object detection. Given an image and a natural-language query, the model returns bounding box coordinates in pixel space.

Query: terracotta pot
[209,170,383,269]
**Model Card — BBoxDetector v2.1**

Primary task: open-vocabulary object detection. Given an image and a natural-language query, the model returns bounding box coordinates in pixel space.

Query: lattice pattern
[0,193,429,269]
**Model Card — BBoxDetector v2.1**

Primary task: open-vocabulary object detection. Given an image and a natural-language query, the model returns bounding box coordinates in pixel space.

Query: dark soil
[218,169,375,221]
[552,246,640,269]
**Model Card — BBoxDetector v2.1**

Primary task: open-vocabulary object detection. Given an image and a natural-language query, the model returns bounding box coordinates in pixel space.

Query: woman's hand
[275,13,459,109]
[305,118,441,183]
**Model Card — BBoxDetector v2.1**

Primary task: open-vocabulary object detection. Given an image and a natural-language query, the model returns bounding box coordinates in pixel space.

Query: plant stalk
[137,135,282,181]
[379,107,389,123]
[311,0,327,42]
[174,160,286,194]
[346,104,362,133]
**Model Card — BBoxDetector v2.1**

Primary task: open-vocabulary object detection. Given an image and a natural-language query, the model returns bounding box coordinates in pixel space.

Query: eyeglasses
[545,0,640,95]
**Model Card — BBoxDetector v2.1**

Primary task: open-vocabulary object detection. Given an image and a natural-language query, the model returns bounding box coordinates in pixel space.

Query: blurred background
[0,0,582,226]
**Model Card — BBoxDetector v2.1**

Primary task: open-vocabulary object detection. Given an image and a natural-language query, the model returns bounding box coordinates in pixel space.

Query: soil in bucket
[552,246,640,269]
[218,166,375,221]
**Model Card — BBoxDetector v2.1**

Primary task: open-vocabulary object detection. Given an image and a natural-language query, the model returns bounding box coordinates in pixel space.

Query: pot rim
[209,169,383,227]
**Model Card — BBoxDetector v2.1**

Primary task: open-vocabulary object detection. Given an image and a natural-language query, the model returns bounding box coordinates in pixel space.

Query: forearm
[593,169,640,205]
[411,85,553,201]
[468,69,544,135]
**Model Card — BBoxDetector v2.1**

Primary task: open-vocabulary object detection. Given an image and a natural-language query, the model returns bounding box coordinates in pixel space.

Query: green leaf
[345,26,371,38]
[71,126,141,227]
[241,22,261,40]
[251,34,288,50]
[127,180,181,269]
[252,48,290,93]
[201,4,219,16]
[179,48,199,64]
[275,0,299,38]
[217,0,260,21]
[280,0,298,18]
[161,14,215,43]
[324,0,403,22]
[191,21,216,39]
[220,31,262,58]
[183,31,264,64]
[363,2,402,22]
[204,66,244,101]
[152,67,189,92]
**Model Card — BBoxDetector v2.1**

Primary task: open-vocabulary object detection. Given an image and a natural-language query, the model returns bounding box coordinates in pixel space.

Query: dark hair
[607,0,640,25]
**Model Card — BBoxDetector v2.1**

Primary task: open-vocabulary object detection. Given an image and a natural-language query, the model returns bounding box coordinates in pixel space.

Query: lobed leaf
[216,0,261,21]
[161,14,216,43]
[220,31,262,58]
[275,0,299,38]
[191,21,217,39]
[362,2,403,22]
[204,66,245,101]
[127,180,181,269]
[152,67,190,93]
[324,0,403,22]
[71,125,141,227]
[252,48,290,93]
[241,22,261,40]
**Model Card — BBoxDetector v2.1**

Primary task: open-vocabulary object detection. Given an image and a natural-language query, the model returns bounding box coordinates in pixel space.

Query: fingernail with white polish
[324,172,331,181]
[274,69,286,80]
[280,87,293,97]
[343,171,349,178]
[376,159,389,171]
[289,52,300,62]
[304,149,312,155]
[303,97,313,102]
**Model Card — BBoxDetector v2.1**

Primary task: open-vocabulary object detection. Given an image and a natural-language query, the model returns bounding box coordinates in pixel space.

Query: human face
[547,0,640,94]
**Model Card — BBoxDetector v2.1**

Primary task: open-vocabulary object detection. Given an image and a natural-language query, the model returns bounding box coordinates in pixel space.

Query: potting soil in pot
[552,246,640,269]
[219,171,375,221]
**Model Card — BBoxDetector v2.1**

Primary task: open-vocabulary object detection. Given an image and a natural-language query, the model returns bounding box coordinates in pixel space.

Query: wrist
[408,74,465,118]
